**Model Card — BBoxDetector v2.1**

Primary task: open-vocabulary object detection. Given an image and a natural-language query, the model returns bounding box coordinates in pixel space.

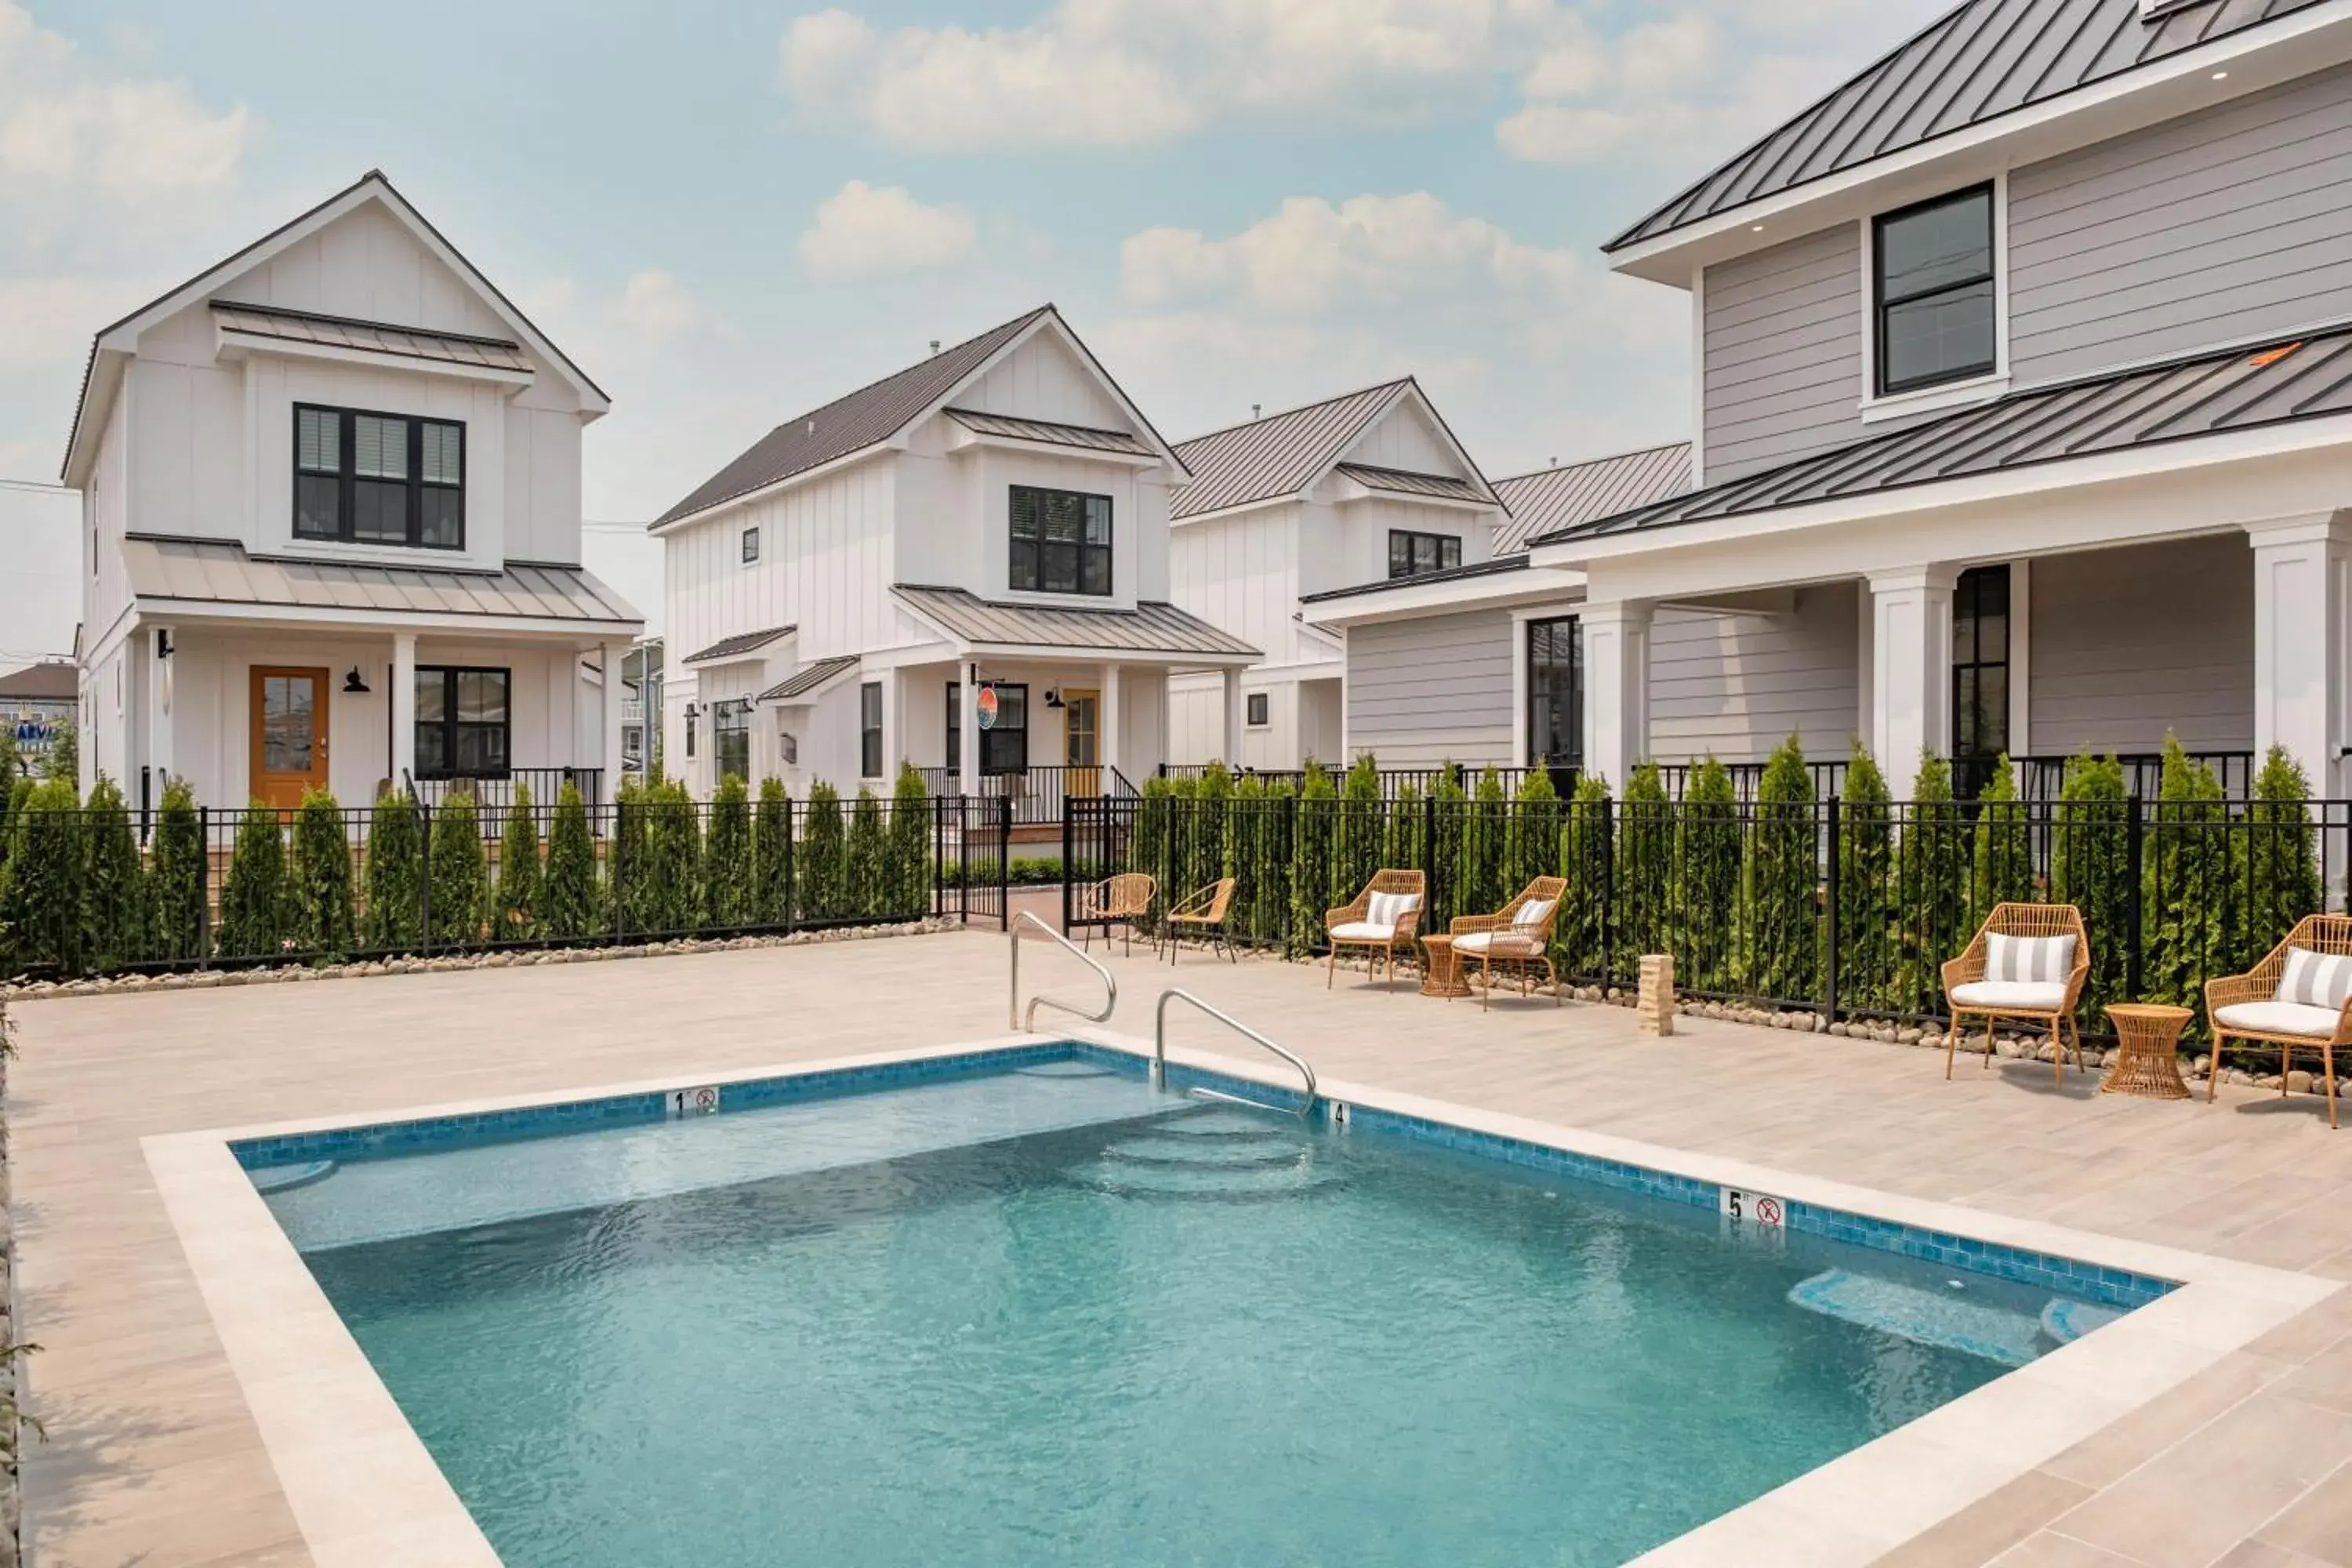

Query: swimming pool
[232,1044,2171,1568]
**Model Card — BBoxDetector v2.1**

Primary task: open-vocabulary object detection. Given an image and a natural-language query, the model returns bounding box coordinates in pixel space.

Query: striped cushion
[2277,947,2352,1011]
[1366,891,1421,930]
[1512,898,1556,929]
[1985,932,2075,984]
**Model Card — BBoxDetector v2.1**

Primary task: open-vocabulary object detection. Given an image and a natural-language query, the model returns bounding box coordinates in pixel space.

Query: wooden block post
[1637,953,1675,1037]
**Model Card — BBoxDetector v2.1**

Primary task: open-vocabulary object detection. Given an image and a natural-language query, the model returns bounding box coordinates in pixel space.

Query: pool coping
[143,1028,2339,1568]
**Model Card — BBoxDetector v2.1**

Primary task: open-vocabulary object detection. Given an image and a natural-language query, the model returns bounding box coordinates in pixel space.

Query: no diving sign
[1720,1186,1785,1229]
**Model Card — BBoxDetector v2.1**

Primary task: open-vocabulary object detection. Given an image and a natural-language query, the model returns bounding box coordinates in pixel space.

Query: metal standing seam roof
[1608,0,2326,252]
[210,301,533,374]
[891,585,1260,659]
[681,625,797,666]
[1533,326,2352,546]
[757,654,862,704]
[1170,381,1417,520]
[121,535,643,624]
[1490,443,1694,554]
[1331,463,1489,503]
[0,661,77,701]
[943,408,1153,456]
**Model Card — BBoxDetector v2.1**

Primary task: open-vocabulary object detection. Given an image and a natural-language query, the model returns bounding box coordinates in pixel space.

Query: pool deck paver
[18,927,2352,1566]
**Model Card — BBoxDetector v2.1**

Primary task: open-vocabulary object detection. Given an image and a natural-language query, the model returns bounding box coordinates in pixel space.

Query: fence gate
[1062,797,1138,933]
[938,794,1012,929]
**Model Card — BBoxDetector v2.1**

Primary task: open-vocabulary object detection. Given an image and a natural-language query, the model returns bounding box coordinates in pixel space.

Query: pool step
[1788,1269,2045,1367]
[1144,1107,1291,1140]
[1069,1106,1339,1200]
[1097,1134,1308,1171]
[1064,1153,1343,1201]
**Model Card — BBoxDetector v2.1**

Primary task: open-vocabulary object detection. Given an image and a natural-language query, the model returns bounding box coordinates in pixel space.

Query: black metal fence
[1070,790,2348,1038]
[916,764,1138,826]
[0,792,1001,978]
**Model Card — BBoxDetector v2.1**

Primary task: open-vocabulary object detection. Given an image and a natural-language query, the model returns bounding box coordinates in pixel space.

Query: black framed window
[1875,185,1997,396]
[1952,564,2011,779]
[859,682,884,779]
[947,681,1029,775]
[741,526,760,564]
[713,699,750,782]
[1247,692,1269,728]
[1009,486,1112,596]
[1527,616,1582,768]
[295,405,465,548]
[1388,529,1462,580]
[414,666,509,779]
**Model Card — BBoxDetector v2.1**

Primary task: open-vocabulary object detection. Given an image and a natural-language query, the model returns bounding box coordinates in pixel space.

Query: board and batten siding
[2010,64,2352,389]
[1700,226,1864,487]
[1647,583,1861,765]
[1345,609,1516,768]
[2027,535,2253,757]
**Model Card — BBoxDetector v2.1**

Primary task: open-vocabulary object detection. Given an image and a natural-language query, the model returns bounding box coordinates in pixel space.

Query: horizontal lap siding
[1346,610,1515,768]
[2027,535,2253,757]
[1701,226,1864,485]
[1647,583,1860,764]
[2011,64,2352,386]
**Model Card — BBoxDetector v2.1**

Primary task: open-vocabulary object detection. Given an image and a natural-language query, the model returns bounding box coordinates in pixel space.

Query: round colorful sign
[975,684,1000,731]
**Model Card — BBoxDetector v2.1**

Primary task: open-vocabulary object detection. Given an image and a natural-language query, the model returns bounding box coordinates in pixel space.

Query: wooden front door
[250,666,330,810]
[1064,688,1100,797]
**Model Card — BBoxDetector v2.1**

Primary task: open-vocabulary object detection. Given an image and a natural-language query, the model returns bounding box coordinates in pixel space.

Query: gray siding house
[1323,0,2352,800]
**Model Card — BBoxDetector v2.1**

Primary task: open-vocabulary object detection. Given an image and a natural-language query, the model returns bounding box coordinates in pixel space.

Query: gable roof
[0,661,77,702]
[1490,443,1693,554]
[1170,379,1498,521]
[1531,326,2352,548]
[64,170,607,485]
[1608,0,2326,254]
[653,306,1185,530]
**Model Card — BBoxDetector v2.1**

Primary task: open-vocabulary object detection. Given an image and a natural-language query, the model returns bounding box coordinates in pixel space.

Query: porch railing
[414,767,605,823]
[916,764,1138,825]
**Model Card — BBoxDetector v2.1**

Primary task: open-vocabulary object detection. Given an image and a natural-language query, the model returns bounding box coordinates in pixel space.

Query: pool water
[270,1063,2100,1567]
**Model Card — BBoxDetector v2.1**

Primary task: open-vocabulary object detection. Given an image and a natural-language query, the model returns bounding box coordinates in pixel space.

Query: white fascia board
[960,641,1258,668]
[1607,4,2352,287]
[1301,564,1588,629]
[133,597,641,640]
[647,442,895,537]
[215,326,535,390]
[855,640,960,670]
[1331,481,1497,516]
[1532,416,2352,573]
[942,425,1163,470]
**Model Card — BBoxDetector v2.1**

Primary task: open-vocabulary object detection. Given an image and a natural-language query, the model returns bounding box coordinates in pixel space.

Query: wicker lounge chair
[1450,877,1567,1010]
[2205,915,2352,1128]
[1942,902,2091,1085]
[1077,872,1156,956]
[1325,869,1426,992]
[1163,877,1238,964]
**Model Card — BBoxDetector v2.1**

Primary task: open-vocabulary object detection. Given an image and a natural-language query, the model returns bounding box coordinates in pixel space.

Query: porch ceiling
[890,583,1260,662]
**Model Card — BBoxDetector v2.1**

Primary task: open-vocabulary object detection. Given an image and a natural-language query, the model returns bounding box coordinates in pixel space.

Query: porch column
[1868,565,1958,779]
[1581,599,1653,791]
[390,632,418,793]
[601,640,630,801]
[1221,666,1243,766]
[1098,662,1122,782]
[959,661,980,797]
[2247,512,2352,797]
[147,623,175,785]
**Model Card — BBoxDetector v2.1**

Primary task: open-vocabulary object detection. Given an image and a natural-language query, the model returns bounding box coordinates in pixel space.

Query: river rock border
[1,917,964,1004]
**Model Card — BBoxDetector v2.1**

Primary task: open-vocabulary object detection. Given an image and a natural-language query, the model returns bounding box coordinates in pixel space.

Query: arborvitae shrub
[82,775,147,974]
[291,787,356,961]
[217,802,291,960]
[1505,764,1562,898]
[753,777,793,925]
[1969,753,2031,924]
[2051,753,2129,1023]
[2245,746,2321,961]
[1289,761,1337,956]
[0,778,84,975]
[1616,761,1671,964]
[2143,735,2231,1010]
[148,776,206,962]
[1898,753,1969,1012]
[704,773,755,929]
[363,786,426,953]
[800,783,846,922]
[426,791,489,947]
[887,765,931,916]
[492,783,543,942]
[1461,766,1508,919]
[1834,746,1894,1012]
[1674,757,1740,989]
[541,782,601,942]
[1742,736,1816,1001]
[641,781,703,935]
[847,788,890,916]
[1558,772,1612,980]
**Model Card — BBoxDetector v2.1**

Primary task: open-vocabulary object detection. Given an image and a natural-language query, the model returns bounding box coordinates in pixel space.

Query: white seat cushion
[1950,980,2068,1012]
[1330,921,1399,942]
[1456,931,1541,956]
[2216,1000,2343,1039]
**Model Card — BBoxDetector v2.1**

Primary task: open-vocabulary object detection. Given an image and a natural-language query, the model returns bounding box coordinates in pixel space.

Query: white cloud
[0,3,249,199]
[618,270,715,346]
[798,180,978,280]
[0,274,166,371]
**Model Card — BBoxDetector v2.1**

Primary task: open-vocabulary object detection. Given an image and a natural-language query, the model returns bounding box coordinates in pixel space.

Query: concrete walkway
[13,927,2352,1566]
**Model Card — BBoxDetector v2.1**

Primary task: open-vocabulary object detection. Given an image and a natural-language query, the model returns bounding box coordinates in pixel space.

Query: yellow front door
[250,666,330,810]
[1064,689,1100,797]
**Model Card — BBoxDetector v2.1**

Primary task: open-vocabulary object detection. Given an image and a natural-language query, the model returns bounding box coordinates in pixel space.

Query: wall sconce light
[1044,688,1065,710]
[343,667,372,694]
[154,628,173,660]
[684,702,702,722]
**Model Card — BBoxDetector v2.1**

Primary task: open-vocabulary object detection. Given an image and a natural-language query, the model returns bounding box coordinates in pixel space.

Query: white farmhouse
[1163,380,1505,771]
[652,306,1257,809]
[63,171,641,815]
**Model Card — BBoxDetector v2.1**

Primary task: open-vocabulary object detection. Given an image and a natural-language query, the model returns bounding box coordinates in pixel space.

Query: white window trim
[1509,602,1586,770]
[1857,172,2011,426]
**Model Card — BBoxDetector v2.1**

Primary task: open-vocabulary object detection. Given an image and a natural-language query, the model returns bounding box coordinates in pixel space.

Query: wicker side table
[1421,935,1473,1000]
[2102,1004,2194,1100]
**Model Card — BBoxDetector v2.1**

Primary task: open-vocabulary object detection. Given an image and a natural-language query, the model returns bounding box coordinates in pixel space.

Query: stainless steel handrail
[1154,989,1316,1117]
[1010,910,1117,1031]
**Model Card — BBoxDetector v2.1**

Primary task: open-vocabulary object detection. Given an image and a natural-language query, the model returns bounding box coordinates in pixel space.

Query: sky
[0,0,1954,652]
